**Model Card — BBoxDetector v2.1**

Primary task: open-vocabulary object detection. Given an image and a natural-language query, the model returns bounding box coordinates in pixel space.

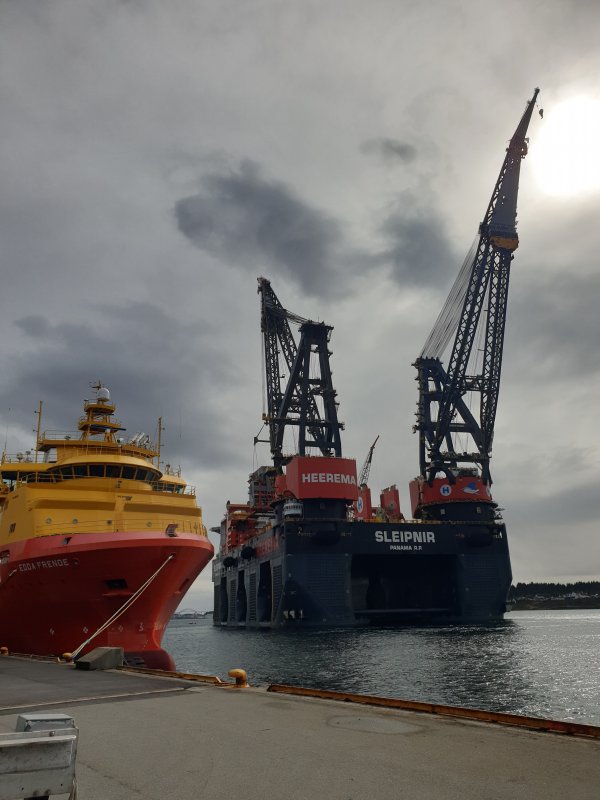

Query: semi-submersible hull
[213,510,511,627]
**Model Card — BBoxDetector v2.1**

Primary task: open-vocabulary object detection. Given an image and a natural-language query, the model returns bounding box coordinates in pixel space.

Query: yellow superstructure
[0,385,208,545]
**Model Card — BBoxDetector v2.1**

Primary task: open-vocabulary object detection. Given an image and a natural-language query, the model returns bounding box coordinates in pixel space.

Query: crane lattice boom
[258,277,343,467]
[414,89,539,486]
[358,436,379,487]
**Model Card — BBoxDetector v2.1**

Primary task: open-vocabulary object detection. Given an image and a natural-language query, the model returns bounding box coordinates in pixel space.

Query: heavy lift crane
[258,277,344,467]
[411,88,540,519]
[245,278,356,525]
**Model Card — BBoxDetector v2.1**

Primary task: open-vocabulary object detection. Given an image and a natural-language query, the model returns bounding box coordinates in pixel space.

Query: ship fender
[241,545,256,560]
[223,556,238,568]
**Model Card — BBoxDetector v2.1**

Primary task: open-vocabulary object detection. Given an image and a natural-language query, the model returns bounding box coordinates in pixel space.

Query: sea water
[163,609,600,725]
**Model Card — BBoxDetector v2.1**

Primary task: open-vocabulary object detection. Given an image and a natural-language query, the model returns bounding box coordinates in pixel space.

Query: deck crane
[258,277,343,468]
[353,435,380,521]
[358,436,379,488]
[411,89,539,518]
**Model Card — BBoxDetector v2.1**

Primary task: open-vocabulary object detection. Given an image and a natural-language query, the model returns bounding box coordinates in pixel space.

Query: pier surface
[1,656,599,800]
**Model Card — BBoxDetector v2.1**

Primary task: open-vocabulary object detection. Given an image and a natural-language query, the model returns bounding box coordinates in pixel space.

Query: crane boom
[414,89,539,486]
[358,435,379,487]
[258,277,343,467]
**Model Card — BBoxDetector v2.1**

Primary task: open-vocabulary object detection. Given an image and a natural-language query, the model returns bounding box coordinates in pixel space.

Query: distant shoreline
[510,598,600,611]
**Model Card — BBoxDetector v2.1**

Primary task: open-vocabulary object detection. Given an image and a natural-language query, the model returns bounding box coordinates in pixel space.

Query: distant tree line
[509,581,600,599]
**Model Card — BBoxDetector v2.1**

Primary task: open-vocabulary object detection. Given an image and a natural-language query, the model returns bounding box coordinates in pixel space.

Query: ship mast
[156,417,163,468]
[78,382,125,442]
[34,401,43,452]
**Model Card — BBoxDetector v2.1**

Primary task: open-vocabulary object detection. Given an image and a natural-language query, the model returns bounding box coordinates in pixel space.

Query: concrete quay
[1,655,599,800]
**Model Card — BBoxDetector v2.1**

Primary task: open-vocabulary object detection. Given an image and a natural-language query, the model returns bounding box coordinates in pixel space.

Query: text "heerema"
[301,473,357,485]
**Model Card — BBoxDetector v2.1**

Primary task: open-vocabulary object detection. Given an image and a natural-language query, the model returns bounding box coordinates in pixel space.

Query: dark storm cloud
[174,160,350,297]
[175,158,459,298]
[361,138,418,164]
[377,192,457,289]
[0,303,236,468]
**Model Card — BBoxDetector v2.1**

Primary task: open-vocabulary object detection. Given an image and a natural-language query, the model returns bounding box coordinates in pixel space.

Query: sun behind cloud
[531,95,600,197]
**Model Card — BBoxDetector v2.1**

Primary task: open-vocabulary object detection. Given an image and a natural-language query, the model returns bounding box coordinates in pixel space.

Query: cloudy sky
[2,0,600,610]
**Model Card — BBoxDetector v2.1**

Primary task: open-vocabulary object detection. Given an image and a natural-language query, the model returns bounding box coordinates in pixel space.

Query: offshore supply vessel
[0,385,213,669]
[212,89,539,628]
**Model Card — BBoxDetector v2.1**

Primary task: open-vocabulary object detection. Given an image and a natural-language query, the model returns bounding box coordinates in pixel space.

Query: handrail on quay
[0,727,78,800]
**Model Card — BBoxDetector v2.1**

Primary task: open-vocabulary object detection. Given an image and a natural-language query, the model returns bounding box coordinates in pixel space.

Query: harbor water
[164,609,600,726]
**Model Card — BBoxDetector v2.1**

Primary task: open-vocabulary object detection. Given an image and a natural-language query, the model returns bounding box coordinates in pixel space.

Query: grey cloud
[361,138,418,164]
[377,192,456,288]
[507,271,600,379]
[175,159,458,298]
[15,316,52,338]
[1,303,236,469]
[174,161,348,297]
[508,477,600,527]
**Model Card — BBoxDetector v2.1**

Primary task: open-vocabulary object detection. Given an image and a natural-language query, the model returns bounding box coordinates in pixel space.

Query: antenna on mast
[34,401,43,452]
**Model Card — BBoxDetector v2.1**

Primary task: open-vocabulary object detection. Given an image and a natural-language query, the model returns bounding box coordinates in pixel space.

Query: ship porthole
[147,521,152,527]
[72,518,78,524]
[45,517,52,524]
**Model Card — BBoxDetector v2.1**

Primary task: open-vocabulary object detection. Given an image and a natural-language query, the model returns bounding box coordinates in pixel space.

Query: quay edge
[1,657,600,800]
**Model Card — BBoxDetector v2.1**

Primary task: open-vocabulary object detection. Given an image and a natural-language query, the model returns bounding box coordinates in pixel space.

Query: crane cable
[421,236,479,359]
[70,554,175,660]
[260,329,266,418]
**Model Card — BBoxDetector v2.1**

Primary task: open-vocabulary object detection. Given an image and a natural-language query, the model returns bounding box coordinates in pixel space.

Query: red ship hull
[0,531,214,670]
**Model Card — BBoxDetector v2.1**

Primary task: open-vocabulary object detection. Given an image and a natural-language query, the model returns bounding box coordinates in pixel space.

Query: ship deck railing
[2,441,158,462]
[34,516,205,537]
[42,429,156,448]
[1,472,196,496]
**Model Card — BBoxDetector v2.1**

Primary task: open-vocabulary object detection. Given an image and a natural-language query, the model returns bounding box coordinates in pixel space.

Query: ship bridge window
[138,469,158,482]
[158,482,186,494]
[47,463,159,482]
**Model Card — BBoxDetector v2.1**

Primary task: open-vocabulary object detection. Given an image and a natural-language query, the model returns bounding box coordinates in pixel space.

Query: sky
[1,0,600,611]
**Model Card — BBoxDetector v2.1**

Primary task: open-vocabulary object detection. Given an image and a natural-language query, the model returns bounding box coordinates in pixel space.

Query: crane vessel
[212,89,539,627]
